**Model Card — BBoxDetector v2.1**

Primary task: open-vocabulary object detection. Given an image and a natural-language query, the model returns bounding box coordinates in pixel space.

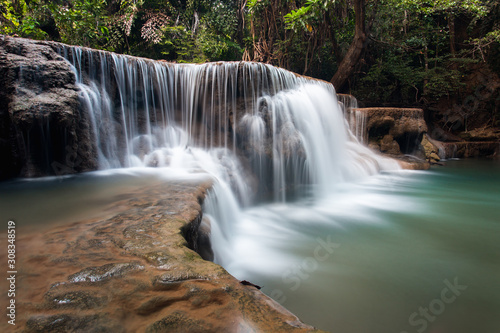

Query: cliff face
[0,36,97,179]
[353,107,428,155]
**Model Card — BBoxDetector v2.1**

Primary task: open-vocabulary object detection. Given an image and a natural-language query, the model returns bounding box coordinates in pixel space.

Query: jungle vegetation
[1,0,499,115]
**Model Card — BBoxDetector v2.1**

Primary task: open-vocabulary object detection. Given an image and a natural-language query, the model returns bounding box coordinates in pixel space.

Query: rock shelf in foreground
[0,179,325,333]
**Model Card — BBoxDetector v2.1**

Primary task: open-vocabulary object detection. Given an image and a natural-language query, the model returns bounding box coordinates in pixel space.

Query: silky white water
[56,46,399,248]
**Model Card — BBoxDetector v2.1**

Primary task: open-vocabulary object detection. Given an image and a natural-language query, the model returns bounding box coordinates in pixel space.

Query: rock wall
[0,36,97,179]
[438,141,499,159]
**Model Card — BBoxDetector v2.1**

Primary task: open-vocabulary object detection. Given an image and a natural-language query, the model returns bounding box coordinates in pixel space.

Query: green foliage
[1,0,499,120]
[199,32,243,61]
[284,0,333,32]
[424,66,464,99]
[353,0,499,109]
[0,0,47,39]
[46,0,110,48]
[247,0,271,13]
[355,53,422,103]
[1,0,243,63]
[244,0,352,77]
[121,0,242,62]
[196,1,243,61]
[398,0,488,16]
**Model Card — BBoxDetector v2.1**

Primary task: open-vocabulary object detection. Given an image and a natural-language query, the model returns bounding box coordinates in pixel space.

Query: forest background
[1,0,499,134]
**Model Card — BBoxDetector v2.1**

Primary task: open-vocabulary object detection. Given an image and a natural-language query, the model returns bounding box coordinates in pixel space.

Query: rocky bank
[0,178,325,332]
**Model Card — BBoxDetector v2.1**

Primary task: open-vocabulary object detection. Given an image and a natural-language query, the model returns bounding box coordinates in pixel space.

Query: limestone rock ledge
[353,107,427,155]
[351,107,431,169]
[0,179,325,333]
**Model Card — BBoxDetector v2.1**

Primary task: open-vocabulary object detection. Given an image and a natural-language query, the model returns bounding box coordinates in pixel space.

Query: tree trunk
[330,0,366,91]
[423,43,429,97]
[236,0,247,45]
[448,13,456,57]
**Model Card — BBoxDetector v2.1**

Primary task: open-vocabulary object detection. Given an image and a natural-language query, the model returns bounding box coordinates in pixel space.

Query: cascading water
[58,45,399,276]
[338,94,367,144]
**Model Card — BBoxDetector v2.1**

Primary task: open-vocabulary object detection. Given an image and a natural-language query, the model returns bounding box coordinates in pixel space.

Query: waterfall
[58,46,399,267]
[338,94,367,144]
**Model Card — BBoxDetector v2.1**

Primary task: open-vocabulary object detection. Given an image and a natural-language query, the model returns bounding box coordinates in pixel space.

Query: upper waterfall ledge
[0,178,326,333]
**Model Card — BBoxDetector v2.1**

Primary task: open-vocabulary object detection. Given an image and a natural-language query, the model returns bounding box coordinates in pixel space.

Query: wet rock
[25,314,124,333]
[465,126,500,141]
[44,290,107,310]
[196,217,214,261]
[354,107,427,156]
[422,135,441,163]
[439,141,499,159]
[146,311,211,333]
[68,262,144,283]
[0,36,97,179]
[143,250,173,267]
[380,134,401,154]
[153,272,208,289]
[136,296,186,315]
[6,180,323,332]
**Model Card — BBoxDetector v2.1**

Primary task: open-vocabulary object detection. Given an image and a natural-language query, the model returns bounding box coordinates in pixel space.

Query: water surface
[221,159,500,333]
[1,160,498,333]
[0,168,206,231]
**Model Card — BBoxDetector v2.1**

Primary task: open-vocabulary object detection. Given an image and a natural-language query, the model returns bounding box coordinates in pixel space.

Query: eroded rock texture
[357,107,428,155]
[0,179,325,333]
[0,36,97,179]
[348,107,432,169]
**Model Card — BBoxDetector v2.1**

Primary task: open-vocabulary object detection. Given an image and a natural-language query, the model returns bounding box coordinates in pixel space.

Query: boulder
[0,35,97,179]
[421,134,441,163]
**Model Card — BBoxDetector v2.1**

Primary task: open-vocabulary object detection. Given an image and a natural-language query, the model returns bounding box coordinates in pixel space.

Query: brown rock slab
[0,178,326,332]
